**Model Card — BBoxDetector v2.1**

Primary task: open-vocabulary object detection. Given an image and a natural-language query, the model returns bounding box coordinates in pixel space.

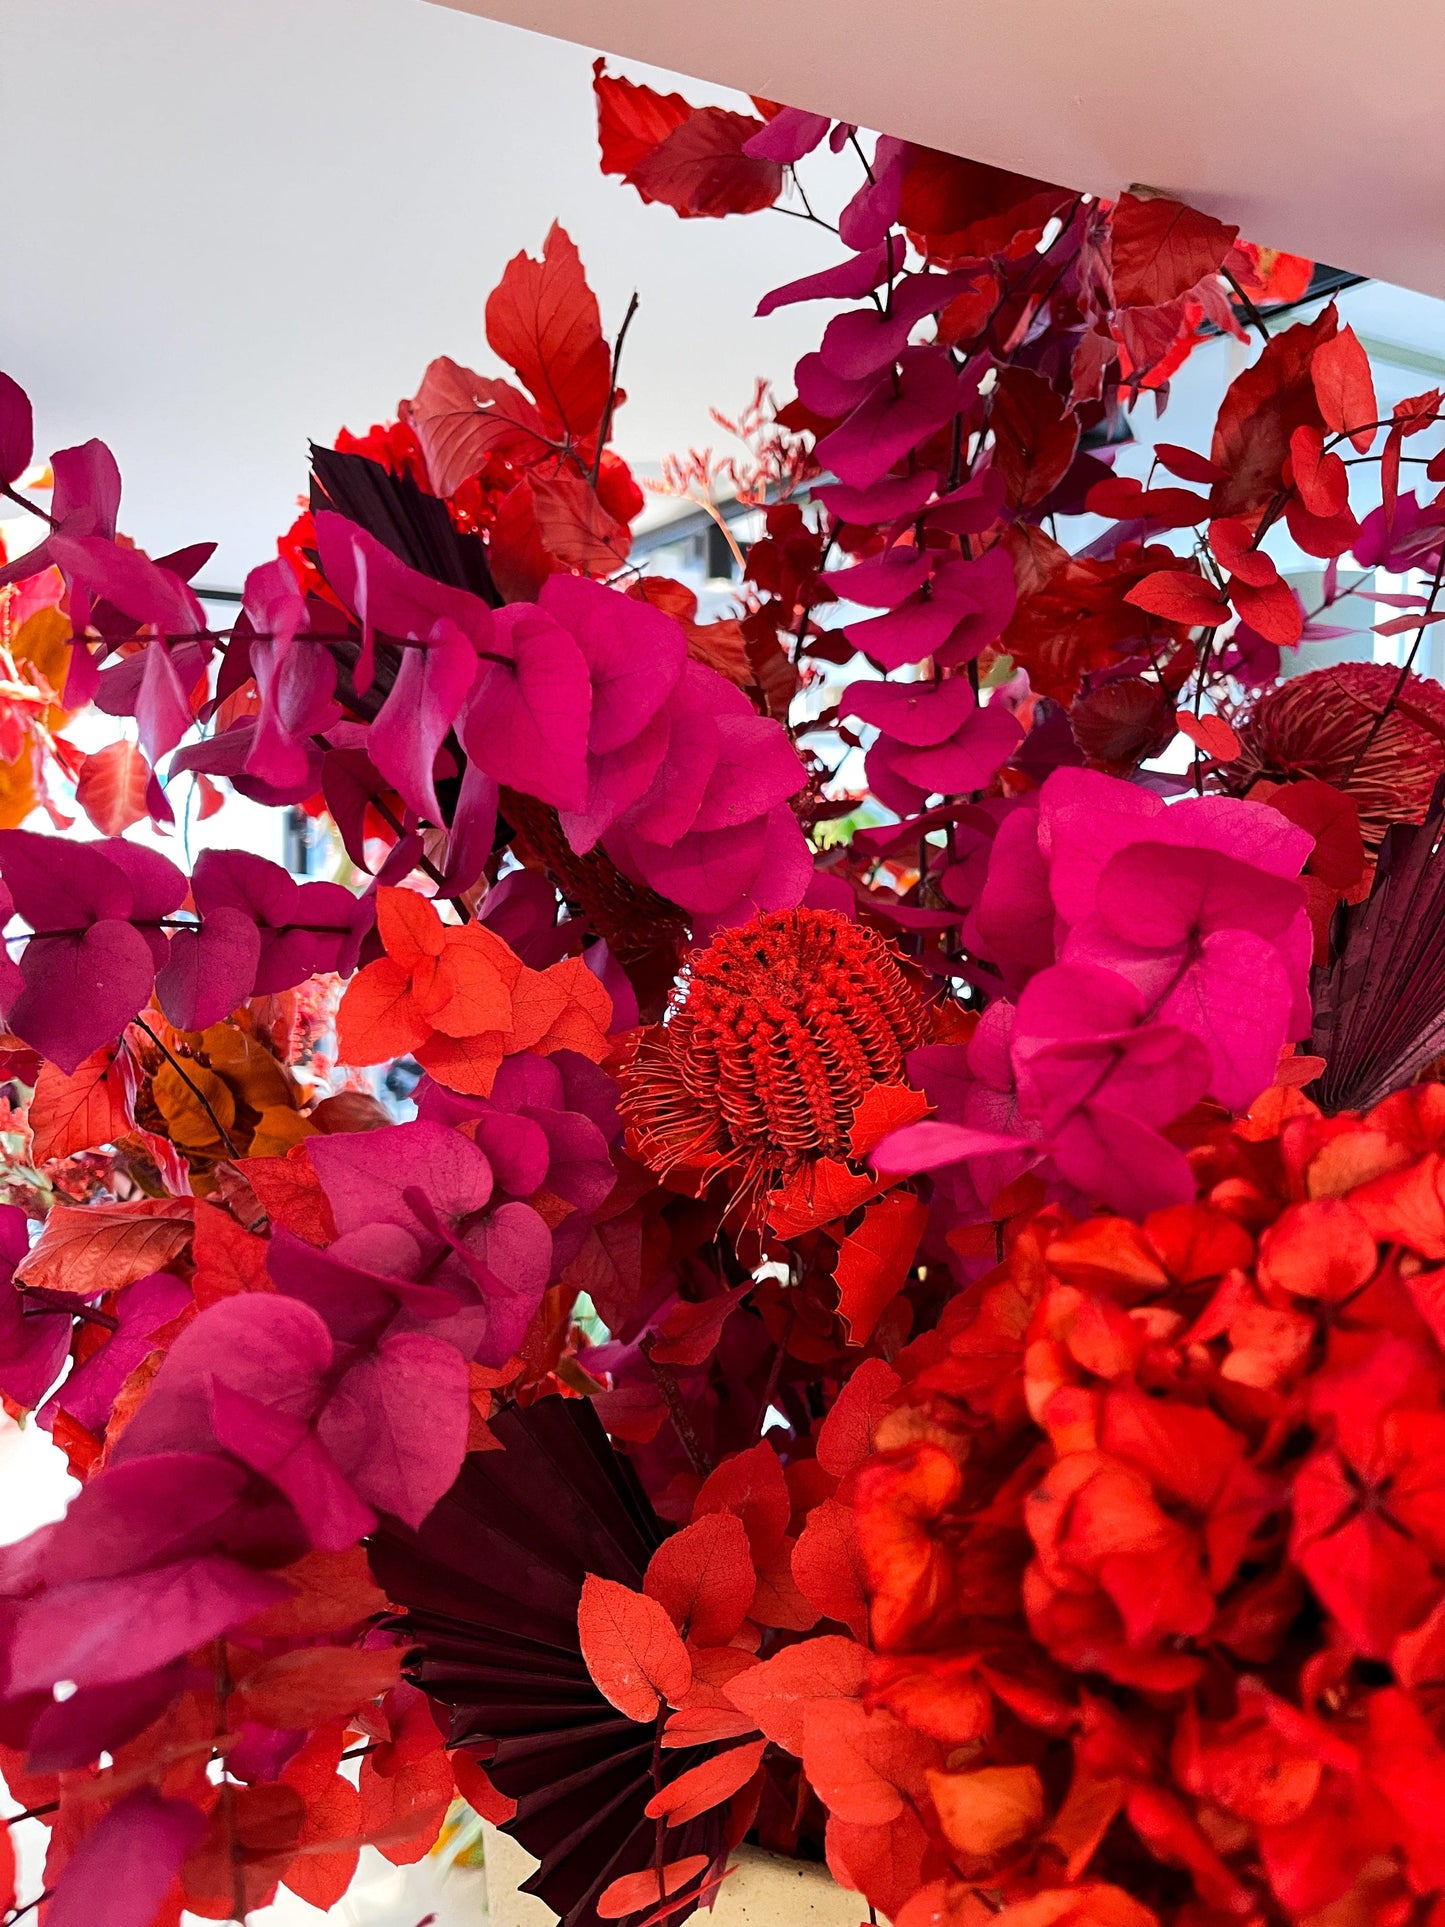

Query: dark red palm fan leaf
[368,1398,728,1927]
[1311,784,1445,1110]
[309,442,501,605]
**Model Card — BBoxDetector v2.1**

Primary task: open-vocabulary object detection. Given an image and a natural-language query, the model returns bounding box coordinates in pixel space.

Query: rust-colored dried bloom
[1222,661,1445,848]
[620,908,927,1217]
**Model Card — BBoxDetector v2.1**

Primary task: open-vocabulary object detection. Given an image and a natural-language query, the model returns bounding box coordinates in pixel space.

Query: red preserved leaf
[817,1356,902,1480]
[1123,569,1230,627]
[1175,712,1241,762]
[75,740,151,836]
[802,1697,934,1825]
[578,1573,693,1722]
[29,1046,130,1162]
[408,356,555,497]
[232,1644,402,1728]
[485,222,611,444]
[833,1190,929,1345]
[190,1199,272,1308]
[693,1441,790,1563]
[721,1632,867,1753]
[792,1497,869,1639]
[593,59,691,178]
[644,1738,765,1825]
[1209,305,1337,518]
[358,1746,454,1866]
[648,1284,752,1367]
[628,108,783,219]
[597,1855,711,1920]
[527,470,632,575]
[644,1511,755,1645]
[15,1196,192,1294]
[1312,323,1378,452]
[991,367,1080,508]
[1110,193,1238,308]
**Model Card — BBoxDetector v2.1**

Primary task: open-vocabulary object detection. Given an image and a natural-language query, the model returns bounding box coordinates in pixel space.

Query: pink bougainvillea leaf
[464,604,592,811]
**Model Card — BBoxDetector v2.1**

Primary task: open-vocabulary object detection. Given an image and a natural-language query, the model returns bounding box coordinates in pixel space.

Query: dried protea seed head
[1221,662,1445,850]
[620,907,929,1221]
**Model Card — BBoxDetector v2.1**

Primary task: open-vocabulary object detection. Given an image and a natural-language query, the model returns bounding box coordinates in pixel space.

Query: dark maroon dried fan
[368,1397,727,1927]
[1311,785,1445,1111]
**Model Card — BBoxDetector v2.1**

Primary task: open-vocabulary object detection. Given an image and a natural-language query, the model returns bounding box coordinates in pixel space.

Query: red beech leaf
[647,1283,751,1366]
[693,1441,790,1564]
[15,1197,192,1294]
[1175,712,1241,761]
[408,356,554,497]
[357,1748,454,1866]
[644,1511,755,1646]
[721,1633,867,1754]
[1123,569,1229,627]
[991,367,1080,508]
[817,1357,902,1480]
[597,1855,711,1920]
[833,1189,929,1346]
[528,470,632,575]
[29,1047,130,1162]
[279,1780,361,1911]
[190,1199,272,1308]
[75,740,150,836]
[578,1573,693,1722]
[237,1151,337,1245]
[485,221,611,444]
[593,60,692,179]
[628,108,782,219]
[232,1644,403,1728]
[644,1739,766,1826]
[1312,324,1378,452]
[1110,193,1238,308]
[801,1698,934,1825]
[1154,442,1225,484]
[792,1497,870,1639]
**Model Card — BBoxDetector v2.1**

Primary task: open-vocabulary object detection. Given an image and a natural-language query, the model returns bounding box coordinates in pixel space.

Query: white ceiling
[433,0,1445,303]
[2,0,842,585]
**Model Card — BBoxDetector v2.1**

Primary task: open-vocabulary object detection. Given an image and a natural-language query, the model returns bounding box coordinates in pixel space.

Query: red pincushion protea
[620,907,928,1221]
[1222,660,1445,848]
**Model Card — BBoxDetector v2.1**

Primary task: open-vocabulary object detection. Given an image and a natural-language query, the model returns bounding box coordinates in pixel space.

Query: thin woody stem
[134,1017,242,1160]
[592,292,640,486]
[640,1332,713,1477]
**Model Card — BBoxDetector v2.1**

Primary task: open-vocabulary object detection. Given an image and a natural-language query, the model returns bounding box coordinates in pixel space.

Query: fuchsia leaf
[7,922,159,1075]
[465,604,592,811]
[872,1119,1042,1174]
[540,572,685,752]
[209,1379,376,1551]
[838,136,907,250]
[841,675,977,746]
[0,371,33,486]
[315,1333,469,1531]
[756,243,893,318]
[6,1556,291,1695]
[154,906,261,1031]
[42,1270,191,1433]
[370,613,479,821]
[817,345,962,489]
[188,848,364,991]
[307,1119,495,1236]
[742,106,831,163]
[45,1789,206,1927]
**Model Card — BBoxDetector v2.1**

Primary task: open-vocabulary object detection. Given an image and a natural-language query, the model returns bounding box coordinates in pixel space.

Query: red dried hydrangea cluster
[846,1085,1445,1926]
